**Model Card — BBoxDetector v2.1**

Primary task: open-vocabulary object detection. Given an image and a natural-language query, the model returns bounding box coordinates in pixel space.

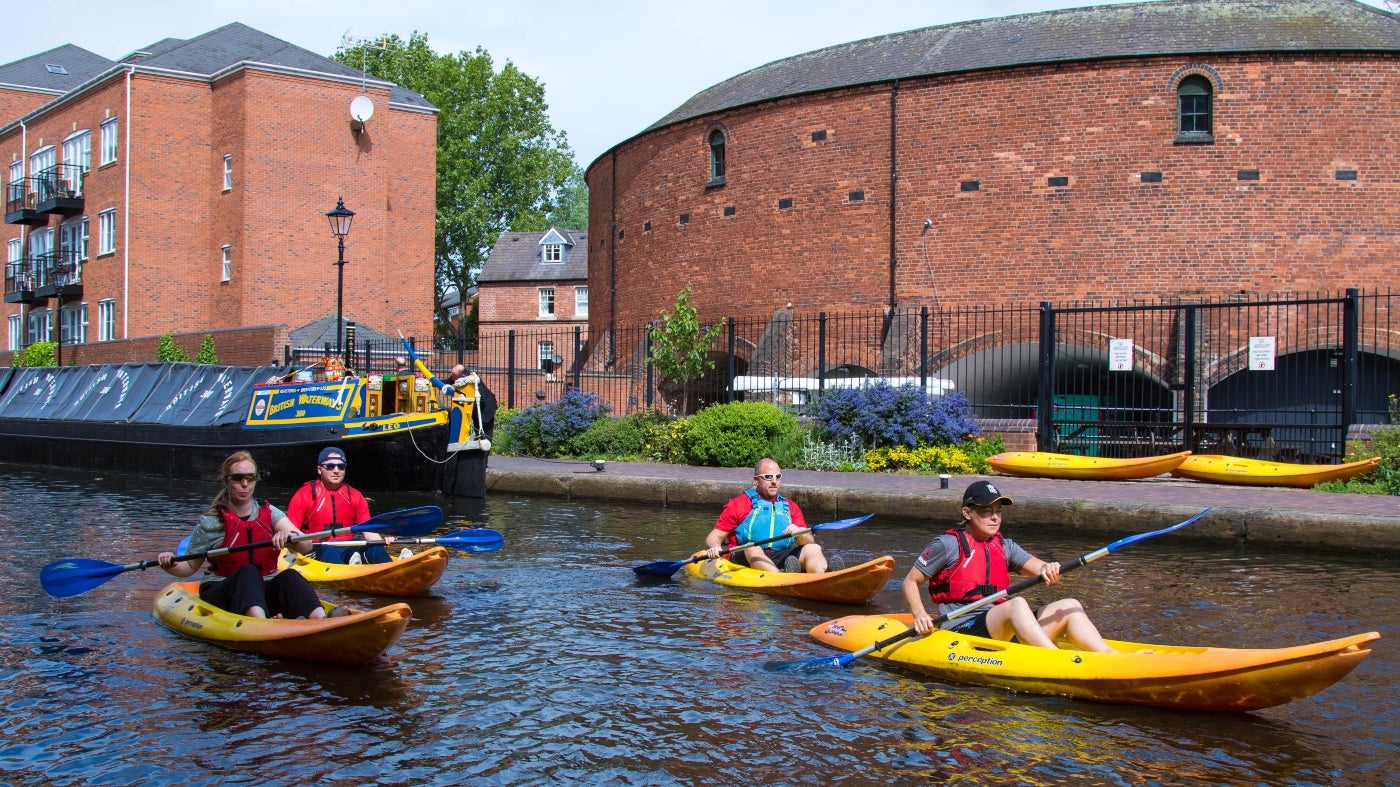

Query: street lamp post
[325,197,355,364]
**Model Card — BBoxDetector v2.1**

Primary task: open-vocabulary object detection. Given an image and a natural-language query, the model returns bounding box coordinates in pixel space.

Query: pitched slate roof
[644,0,1400,136]
[478,229,589,283]
[291,315,398,351]
[0,45,114,94]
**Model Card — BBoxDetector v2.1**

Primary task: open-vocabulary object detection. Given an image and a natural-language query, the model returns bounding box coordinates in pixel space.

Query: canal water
[0,463,1395,786]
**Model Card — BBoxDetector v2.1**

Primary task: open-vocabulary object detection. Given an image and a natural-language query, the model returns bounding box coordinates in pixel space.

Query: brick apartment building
[1,23,437,366]
[476,228,588,377]
[585,0,1400,331]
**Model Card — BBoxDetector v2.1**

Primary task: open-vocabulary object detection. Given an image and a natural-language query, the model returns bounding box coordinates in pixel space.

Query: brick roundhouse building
[1,23,437,366]
[582,0,1400,439]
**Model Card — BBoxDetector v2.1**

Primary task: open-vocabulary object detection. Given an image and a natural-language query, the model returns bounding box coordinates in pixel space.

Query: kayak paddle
[322,527,505,553]
[764,506,1213,671]
[40,505,445,598]
[631,513,873,577]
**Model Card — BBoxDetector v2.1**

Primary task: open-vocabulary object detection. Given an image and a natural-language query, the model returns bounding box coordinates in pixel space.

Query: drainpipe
[122,65,132,339]
[608,150,616,368]
[888,79,899,312]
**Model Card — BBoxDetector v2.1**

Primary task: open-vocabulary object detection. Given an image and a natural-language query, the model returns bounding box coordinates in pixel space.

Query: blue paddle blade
[812,513,873,531]
[40,558,129,599]
[632,559,689,578]
[763,653,847,672]
[355,506,443,538]
[436,528,505,553]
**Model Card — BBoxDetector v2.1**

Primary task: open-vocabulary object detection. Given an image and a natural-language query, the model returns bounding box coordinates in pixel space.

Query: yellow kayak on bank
[152,581,411,664]
[810,613,1378,712]
[685,554,894,604]
[1171,455,1381,488]
[988,450,1191,480]
[280,546,449,597]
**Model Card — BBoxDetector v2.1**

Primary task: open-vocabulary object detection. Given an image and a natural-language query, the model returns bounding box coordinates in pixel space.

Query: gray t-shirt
[185,500,287,577]
[912,525,1034,626]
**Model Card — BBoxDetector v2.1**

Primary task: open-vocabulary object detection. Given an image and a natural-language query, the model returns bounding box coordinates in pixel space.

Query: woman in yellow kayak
[901,480,1115,652]
[156,451,331,619]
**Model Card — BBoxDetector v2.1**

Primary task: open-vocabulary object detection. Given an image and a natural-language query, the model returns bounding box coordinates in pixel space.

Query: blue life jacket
[735,488,795,549]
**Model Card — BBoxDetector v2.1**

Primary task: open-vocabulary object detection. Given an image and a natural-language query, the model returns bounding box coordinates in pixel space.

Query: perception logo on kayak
[824,623,847,636]
[950,653,1004,667]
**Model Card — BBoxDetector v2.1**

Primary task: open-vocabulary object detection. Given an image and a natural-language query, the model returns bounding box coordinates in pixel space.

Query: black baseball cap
[963,480,1013,506]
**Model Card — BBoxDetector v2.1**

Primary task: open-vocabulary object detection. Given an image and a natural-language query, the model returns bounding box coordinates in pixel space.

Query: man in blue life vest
[702,458,840,573]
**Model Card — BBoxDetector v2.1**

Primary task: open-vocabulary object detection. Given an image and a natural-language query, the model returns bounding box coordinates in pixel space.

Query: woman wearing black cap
[900,480,1115,652]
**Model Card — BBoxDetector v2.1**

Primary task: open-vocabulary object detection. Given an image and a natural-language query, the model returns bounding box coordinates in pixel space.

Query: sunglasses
[754,473,782,481]
[224,472,261,484]
[319,462,347,471]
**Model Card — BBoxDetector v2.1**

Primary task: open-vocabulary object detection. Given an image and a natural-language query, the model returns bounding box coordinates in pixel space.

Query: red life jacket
[927,528,1009,605]
[289,481,361,542]
[208,501,280,577]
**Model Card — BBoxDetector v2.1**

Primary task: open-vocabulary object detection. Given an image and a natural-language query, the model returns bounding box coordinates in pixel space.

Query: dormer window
[543,243,563,263]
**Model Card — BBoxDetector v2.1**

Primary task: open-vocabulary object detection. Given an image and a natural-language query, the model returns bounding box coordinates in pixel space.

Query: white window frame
[222,154,233,191]
[28,227,52,263]
[574,286,588,318]
[62,130,91,194]
[542,244,563,263]
[7,314,20,351]
[61,302,88,345]
[100,118,118,165]
[538,286,555,318]
[538,340,555,371]
[221,245,231,282]
[6,238,19,265]
[29,146,55,178]
[98,299,116,341]
[60,217,88,262]
[7,161,21,200]
[99,209,116,255]
[27,308,50,345]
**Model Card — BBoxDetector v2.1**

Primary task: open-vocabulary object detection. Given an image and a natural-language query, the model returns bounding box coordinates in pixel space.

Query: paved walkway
[485,456,1400,553]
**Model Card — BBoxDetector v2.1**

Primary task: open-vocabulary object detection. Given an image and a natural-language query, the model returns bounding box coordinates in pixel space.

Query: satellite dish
[350,95,375,123]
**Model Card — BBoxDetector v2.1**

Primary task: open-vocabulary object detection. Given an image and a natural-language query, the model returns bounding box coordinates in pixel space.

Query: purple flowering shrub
[505,389,611,457]
[810,382,979,448]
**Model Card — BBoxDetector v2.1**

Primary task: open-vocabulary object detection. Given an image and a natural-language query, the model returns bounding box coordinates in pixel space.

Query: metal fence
[306,288,1399,463]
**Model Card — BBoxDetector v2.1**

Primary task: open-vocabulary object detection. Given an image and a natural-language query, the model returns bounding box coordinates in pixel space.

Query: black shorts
[729,545,800,568]
[945,604,1045,640]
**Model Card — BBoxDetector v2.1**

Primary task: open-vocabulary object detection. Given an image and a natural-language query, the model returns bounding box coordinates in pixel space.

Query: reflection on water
[0,463,1395,785]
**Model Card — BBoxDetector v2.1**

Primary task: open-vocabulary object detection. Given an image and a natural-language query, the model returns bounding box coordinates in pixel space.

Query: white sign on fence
[1109,338,1134,371]
[1249,336,1276,371]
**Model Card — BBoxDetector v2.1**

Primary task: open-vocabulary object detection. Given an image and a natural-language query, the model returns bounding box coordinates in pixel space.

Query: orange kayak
[685,554,894,604]
[152,581,411,664]
[810,613,1378,711]
[280,546,449,597]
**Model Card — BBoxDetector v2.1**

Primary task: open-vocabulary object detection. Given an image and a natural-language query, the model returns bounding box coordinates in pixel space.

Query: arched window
[708,129,726,183]
[1177,75,1213,140]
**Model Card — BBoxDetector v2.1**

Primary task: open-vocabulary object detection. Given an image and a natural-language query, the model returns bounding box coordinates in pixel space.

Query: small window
[223,155,233,191]
[1237,169,1260,181]
[98,299,116,341]
[61,302,87,345]
[221,245,232,282]
[777,198,793,210]
[543,243,563,263]
[98,209,117,255]
[848,190,865,202]
[100,119,118,165]
[1047,176,1069,187]
[46,63,67,75]
[708,129,726,184]
[538,340,555,371]
[723,205,736,217]
[679,214,689,225]
[811,130,827,142]
[538,286,555,318]
[643,221,651,233]
[1177,75,1214,141]
[574,286,588,318]
[7,314,19,352]
[1141,171,1164,183]
[1336,170,1358,181]
[960,180,980,192]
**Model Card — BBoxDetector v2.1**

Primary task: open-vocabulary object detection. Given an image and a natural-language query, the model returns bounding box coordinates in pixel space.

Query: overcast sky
[8,0,1391,168]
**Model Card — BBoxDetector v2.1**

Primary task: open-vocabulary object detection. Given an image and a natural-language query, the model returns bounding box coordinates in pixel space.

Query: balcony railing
[4,178,41,225]
[34,164,84,214]
[4,258,41,304]
[33,249,83,298]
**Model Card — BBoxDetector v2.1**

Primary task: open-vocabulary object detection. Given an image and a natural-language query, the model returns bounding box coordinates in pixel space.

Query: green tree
[545,163,589,231]
[334,34,576,346]
[157,332,190,362]
[648,287,723,416]
[195,334,218,364]
[18,341,57,367]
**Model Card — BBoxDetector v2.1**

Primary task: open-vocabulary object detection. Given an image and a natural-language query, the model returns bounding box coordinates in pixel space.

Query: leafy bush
[797,432,868,472]
[17,342,57,367]
[568,410,676,461]
[1319,425,1400,496]
[503,390,610,457]
[195,334,218,364]
[676,401,800,467]
[489,407,520,454]
[809,383,980,449]
[157,332,190,362]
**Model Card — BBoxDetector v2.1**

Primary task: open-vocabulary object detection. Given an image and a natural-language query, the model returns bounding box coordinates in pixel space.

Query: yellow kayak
[685,554,894,604]
[810,613,1378,712]
[152,581,411,664]
[279,546,449,597]
[1171,455,1381,488]
[988,450,1191,480]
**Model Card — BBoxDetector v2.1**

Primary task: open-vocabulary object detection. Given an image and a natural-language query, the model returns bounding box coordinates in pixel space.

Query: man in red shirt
[702,458,839,573]
[285,446,390,564]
